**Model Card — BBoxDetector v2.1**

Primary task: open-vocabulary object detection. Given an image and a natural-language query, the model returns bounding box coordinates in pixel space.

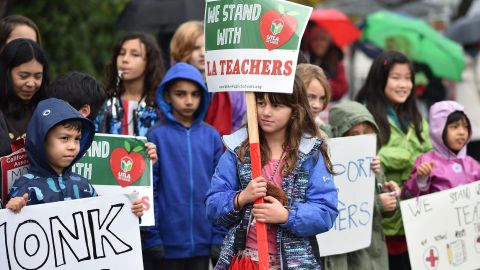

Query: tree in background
[6,0,129,80]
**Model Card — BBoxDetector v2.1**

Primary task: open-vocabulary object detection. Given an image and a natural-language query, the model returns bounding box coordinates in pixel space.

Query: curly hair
[104,32,164,107]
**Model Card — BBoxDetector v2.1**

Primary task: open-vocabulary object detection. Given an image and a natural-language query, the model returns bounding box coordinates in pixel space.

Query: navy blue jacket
[8,98,96,204]
[143,63,224,259]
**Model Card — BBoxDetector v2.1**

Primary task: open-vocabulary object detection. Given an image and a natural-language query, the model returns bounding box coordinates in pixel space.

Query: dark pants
[388,252,411,270]
[143,254,209,270]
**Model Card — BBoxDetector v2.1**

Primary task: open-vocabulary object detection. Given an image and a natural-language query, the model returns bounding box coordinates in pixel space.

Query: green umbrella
[362,11,465,81]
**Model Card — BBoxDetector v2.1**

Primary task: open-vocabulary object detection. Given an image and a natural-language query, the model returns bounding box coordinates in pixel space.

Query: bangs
[254,92,297,107]
[446,111,469,126]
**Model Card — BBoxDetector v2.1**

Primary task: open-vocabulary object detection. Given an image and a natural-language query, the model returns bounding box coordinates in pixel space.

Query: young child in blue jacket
[142,63,224,270]
[205,75,338,269]
[6,98,143,216]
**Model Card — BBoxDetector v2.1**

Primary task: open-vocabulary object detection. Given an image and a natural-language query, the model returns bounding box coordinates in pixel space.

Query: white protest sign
[0,194,143,270]
[1,134,154,226]
[317,134,377,256]
[400,181,480,270]
[204,0,312,93]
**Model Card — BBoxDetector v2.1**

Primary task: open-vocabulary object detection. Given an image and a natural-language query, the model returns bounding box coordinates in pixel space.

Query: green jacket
[322,101,389,270]
[379,117,431,236]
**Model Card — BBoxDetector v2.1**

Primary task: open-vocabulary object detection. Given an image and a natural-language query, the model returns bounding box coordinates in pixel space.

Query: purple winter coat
[401,101,480,198]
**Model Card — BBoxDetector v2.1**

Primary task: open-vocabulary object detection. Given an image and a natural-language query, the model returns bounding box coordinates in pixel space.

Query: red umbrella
[309,8,361,48]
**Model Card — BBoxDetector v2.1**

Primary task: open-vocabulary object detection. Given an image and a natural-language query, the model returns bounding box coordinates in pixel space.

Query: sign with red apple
[2,134,154,226]
[204,0,311,93]
[259,6,299,51]
[109,141,146,188]
[72,134,154,226]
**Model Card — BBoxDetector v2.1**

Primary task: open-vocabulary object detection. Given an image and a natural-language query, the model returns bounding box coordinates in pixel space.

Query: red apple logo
[259,5,299,51]
[109,141,146,187]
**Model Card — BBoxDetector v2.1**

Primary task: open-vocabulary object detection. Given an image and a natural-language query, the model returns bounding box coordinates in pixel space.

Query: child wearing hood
[323,101,400,270]
[6,98,143,217]
[402,101,480,198]
[142,63,224,270]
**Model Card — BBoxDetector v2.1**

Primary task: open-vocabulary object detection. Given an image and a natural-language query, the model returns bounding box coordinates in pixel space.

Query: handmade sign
[205,0,312,93]
[400,181,480,270]
[317,134,377,256]
[0,194,143,270]
[1,134,153,226]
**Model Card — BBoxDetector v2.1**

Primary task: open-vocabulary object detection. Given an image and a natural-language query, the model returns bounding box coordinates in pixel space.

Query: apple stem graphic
[124,140,146,156]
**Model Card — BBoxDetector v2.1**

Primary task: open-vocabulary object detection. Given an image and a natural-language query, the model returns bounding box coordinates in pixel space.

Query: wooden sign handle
[245,91,270,270]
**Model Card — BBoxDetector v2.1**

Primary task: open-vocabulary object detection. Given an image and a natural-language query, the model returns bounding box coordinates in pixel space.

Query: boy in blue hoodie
[142,63,224,270]
[6,98,143,217]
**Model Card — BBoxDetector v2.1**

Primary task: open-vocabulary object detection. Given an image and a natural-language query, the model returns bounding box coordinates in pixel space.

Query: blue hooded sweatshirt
[8,98,96,204]
[143,63,224,259]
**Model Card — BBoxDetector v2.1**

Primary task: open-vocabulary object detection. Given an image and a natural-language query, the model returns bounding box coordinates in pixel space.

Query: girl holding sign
[205,75,338,270]
[355,51,432,270]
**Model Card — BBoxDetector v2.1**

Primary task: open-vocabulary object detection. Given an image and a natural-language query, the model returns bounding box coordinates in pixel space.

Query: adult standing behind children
[0,38,48,157]
[355,51,432,270]
[142,63,224,270]
[170,20,246,135]
[0,15,41,52]
[96,32,164,137]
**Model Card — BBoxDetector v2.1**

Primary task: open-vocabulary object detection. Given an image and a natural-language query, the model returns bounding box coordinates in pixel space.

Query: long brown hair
[104,32,164,107]
[238,75,334,175]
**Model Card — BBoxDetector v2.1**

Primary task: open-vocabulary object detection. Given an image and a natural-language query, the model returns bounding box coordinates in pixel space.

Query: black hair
[442,111,471,150]
[54,119,83,133]
[48,71,106,121]
[0,15,42,51]
[355,51,425,145]
[0,38,49,118]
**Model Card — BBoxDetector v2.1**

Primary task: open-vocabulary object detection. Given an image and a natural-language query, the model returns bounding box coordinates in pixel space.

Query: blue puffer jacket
[206,129,339,269]
[8,98,96,204]
[142,63,225,259]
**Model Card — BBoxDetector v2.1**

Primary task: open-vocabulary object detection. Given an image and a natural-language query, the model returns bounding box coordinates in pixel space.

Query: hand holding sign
[238,176,268,208]
[6,193,28,214]
[417,161,435,177]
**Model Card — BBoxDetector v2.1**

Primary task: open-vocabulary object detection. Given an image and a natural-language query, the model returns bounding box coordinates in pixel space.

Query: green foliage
[9,0,129,80]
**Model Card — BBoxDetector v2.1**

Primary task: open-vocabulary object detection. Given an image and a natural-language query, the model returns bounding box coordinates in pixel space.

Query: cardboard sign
[400,181,480,270]
[0,194,143,270]
[204,0,312,93]
[317,134,377,256]
[1,134,154,226]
